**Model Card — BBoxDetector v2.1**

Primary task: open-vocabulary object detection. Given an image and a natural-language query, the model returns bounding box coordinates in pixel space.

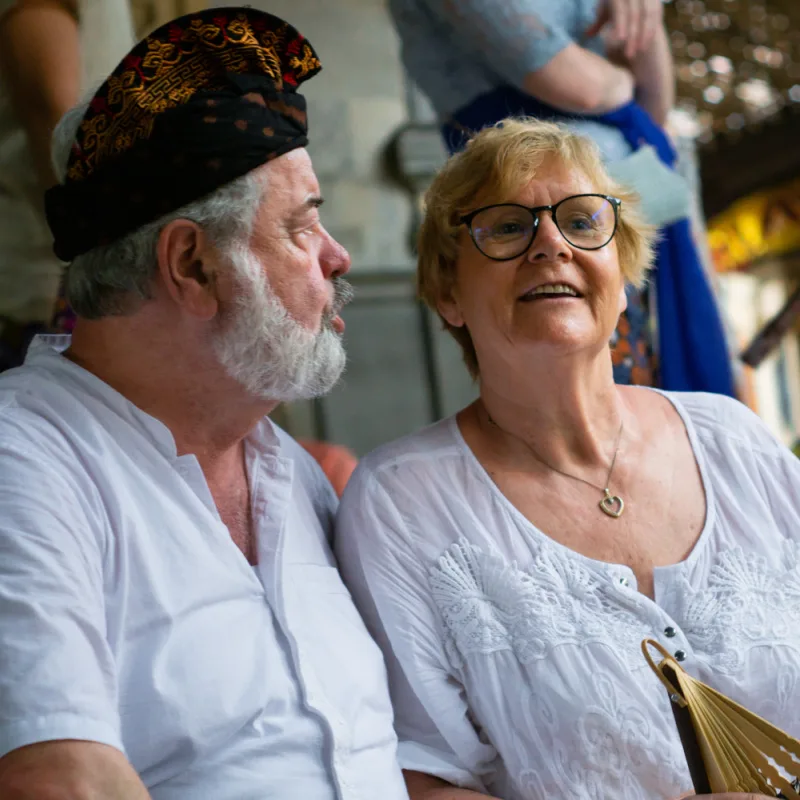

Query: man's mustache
[330,277,354,317]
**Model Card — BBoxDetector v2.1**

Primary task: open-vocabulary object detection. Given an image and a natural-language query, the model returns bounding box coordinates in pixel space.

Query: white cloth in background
[0,336,408,800]
[335,389,800,800]
[0,0,134,322]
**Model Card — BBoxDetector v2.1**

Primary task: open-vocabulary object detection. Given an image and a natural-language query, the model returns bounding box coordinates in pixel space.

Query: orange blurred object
[299,439,358,498]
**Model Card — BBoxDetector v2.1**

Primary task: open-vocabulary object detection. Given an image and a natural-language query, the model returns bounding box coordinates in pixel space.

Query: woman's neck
[476,353,629,471]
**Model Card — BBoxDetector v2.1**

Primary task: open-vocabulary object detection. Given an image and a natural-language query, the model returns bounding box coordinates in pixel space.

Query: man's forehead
[266,147,317,183]
[249,152,319,224]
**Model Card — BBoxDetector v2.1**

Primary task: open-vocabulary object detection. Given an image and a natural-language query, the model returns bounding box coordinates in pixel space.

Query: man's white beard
[213,246,351,402]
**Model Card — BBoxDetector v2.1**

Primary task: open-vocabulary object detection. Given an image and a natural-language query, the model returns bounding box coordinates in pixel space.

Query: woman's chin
[516,323,600,352]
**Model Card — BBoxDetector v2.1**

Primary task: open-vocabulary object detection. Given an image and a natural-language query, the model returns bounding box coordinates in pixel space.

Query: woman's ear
[437,283,465,329]
[618,282,628,316]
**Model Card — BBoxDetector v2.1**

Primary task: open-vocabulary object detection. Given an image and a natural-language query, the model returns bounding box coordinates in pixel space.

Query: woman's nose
[527,212,571,261]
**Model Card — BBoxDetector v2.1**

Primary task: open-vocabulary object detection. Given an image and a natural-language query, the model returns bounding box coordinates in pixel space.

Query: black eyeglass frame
[459,193,622,261]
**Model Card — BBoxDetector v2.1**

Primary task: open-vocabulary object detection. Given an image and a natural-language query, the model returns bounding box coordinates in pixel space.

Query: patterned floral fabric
[612,285,657,386]
[334,390,800,800]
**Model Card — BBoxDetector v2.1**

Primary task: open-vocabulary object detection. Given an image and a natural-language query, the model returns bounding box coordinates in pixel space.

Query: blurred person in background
[0,0,133,370]
[389,0,736,399]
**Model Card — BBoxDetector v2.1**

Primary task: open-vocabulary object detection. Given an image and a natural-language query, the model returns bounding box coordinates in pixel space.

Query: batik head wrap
[45,7,322,261]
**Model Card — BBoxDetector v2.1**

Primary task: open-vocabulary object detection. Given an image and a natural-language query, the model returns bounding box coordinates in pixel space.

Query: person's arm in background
[522,0,676,121]
[0,0,80,191]
[628,24,675,126]
[436,0,635,116]
[585,0,675,125]
[521,44,635,115]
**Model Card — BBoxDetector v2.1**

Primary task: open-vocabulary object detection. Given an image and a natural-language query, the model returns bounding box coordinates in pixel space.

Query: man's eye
[295,217,320,233]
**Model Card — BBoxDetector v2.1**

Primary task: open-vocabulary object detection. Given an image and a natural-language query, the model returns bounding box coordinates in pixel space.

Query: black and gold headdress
[45,7,322,261]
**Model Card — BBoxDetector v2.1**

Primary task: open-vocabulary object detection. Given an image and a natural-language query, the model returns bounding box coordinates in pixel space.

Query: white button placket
[613,570,693,665]
[657,622,691,663]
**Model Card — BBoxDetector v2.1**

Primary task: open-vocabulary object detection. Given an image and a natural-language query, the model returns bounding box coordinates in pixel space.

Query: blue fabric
[442,86,736,397]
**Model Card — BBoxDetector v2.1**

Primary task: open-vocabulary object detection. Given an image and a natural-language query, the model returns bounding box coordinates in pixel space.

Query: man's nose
[320,228,351,279]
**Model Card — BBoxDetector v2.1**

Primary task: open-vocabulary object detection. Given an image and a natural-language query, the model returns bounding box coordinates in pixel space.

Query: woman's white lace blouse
[334,391,800,800]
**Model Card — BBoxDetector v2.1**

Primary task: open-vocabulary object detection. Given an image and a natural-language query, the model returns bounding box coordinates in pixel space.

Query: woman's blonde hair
[417,118,658,378]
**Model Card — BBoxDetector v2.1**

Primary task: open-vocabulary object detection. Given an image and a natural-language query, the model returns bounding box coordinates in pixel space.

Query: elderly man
[0,8,408,800]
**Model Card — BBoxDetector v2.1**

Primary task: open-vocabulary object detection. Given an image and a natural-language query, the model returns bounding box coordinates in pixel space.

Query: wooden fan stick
[661,662,713,795]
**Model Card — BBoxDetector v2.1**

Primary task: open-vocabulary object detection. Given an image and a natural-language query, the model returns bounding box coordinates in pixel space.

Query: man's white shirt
[0,336,408,800]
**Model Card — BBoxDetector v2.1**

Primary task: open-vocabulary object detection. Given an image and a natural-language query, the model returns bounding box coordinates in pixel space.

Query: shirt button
[674,649,687,662]
[618,577,629,587]
[664,626,676,638]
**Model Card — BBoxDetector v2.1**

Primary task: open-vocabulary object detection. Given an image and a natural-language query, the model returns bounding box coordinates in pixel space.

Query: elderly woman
[389,0,736,398]
[334,119,800,800]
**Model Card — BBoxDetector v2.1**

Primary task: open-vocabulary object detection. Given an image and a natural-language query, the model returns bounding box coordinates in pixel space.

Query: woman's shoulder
[336,415,478,552]
[353,415,466,487]
[655,389,787,457]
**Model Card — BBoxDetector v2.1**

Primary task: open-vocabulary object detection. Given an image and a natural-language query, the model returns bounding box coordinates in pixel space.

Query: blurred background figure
[0,0,133,370]
[388,0,737,398]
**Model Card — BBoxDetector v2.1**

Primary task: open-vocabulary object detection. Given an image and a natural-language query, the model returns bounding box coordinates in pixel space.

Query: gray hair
[51,101,266,319]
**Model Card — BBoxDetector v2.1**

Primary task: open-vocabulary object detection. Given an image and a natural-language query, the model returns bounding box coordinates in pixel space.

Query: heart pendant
[599,490,624,518]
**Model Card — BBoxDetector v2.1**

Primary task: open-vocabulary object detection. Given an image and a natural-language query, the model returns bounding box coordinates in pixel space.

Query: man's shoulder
[0,365,74,456]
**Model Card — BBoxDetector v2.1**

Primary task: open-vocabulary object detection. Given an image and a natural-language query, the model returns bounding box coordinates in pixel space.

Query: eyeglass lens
[470,195,617,259]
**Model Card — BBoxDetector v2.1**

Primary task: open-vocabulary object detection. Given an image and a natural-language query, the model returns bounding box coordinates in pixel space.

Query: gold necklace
[485,407,626,518]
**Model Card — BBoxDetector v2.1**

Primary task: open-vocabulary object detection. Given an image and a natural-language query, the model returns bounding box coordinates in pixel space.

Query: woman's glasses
[460,194,621,261]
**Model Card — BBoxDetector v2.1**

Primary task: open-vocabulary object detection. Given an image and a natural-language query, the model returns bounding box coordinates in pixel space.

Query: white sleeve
[730,399,800,530]
[0,443,123,759]
[334,467,499,791]
[678,392,800,539]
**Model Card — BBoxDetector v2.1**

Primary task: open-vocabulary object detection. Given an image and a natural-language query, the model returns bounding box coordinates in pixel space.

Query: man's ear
[156,219,220,321]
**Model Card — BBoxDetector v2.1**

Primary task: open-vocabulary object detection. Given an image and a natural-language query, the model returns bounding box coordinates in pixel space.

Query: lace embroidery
[429,539,649,670]
[494,658,690,799]
[427,538,800,799]
[678,542,800,675]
